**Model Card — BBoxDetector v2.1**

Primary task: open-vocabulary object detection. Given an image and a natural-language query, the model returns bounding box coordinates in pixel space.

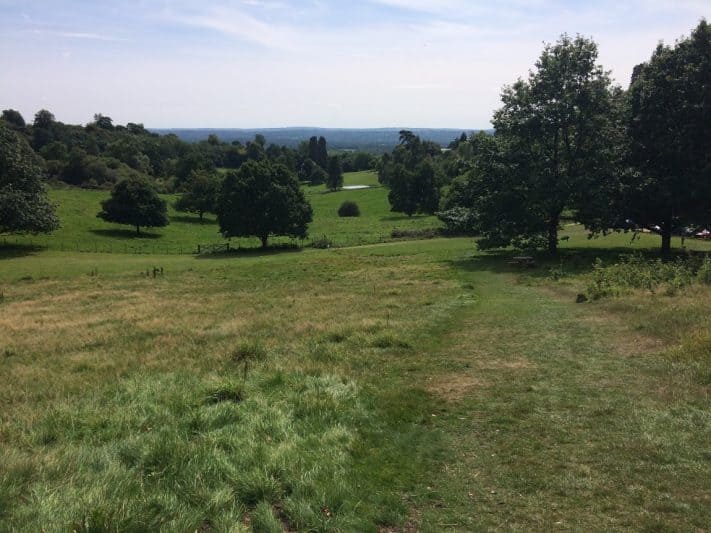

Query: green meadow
[0,178,709,531]
[4,171,439,253]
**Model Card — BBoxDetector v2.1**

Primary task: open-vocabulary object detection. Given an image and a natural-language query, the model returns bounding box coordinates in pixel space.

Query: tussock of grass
[204,384,245,405]
[371,333,412,349]
[1,372,376,530]
[230,341,268,364]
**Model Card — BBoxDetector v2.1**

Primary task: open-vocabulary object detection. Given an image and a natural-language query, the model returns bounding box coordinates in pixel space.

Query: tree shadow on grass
[446,245,687,279]
[195,245,304,260]
[0,242,41,259]
[380,214,430,222]
[170,215,218,225]
[90,229,162,239]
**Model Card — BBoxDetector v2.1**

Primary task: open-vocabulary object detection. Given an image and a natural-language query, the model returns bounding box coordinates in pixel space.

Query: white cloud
[162,5,302,49]
[2,0,707,127]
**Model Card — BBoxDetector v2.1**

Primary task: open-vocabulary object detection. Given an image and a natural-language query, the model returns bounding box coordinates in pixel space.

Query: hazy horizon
[1,1,707,129]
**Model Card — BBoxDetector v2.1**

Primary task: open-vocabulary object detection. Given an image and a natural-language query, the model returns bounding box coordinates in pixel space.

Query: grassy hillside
[0,239,709,530]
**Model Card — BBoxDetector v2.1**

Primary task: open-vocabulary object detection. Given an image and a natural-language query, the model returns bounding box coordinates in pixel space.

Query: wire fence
[1,230,441,256]
[1,238,197,255]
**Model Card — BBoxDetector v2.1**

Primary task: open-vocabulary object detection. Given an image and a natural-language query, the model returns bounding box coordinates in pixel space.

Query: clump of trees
[0,107,367,200]
[307,136,329,171]
[97,176,168,234]
[429,21,710,256]
[379,131,441,217]
[217,160,313,248]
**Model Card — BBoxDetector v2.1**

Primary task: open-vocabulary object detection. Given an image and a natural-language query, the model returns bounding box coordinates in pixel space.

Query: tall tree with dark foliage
[624,20,711,256]
[217,160,313,248]
[97,176,168,234]
[0,122,59,234]
[474,35,619,253]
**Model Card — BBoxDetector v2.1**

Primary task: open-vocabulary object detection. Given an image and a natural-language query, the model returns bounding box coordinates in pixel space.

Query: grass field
[1,229,710,530]
[1,176,710,530]
[3,171,439,253]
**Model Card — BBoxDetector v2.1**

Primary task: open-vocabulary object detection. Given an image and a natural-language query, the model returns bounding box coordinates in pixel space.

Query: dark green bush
[337,201,360,217]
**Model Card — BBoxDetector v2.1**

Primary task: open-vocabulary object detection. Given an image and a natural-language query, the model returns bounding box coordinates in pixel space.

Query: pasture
[4,171,439,253]
[0,176,709,531]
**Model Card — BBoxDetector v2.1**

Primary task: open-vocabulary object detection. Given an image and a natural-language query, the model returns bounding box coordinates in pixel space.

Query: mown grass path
[406,262,709,531]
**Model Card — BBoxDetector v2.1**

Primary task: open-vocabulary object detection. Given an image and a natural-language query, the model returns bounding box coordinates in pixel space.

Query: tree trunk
[547,214,559,255]
[199,211,204,223]
[659,208,674,258]
[661,229,672,258]
[661,223,672,258]
[260,235,268,248]
[136,225,140,235]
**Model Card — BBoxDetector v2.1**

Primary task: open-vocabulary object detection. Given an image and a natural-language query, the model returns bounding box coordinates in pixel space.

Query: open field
[5,170,709,258]
[1,234,709,531]
[4,172,439,253]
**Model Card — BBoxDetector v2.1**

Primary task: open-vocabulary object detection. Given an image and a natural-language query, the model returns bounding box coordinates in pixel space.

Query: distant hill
[150,127,492,153]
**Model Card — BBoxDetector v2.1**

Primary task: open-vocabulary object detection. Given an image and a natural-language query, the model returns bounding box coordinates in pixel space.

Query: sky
[0,0,708,128]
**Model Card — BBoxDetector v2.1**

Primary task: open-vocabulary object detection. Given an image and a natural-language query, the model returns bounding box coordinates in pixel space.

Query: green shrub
[311,235,333,249]
[586,254,698,299]
[697,255,711,285]
[390,227,440,239]
[337,201,360,217]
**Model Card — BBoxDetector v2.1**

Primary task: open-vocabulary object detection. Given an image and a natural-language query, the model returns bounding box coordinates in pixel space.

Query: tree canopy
[174,171,220,221]
[442,35,619,253]
[623,20,711,255]
[97,176,169,234]
[217,160,313,247]
[0,122,59,234]
[387,159,440,217]
[326,155,343,191]
[1,109,26,129]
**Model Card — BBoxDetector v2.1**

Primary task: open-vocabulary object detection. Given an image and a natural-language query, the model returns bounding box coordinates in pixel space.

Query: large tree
[0,122,59,234]
[217,159,312,248]
[174,170,220,222]
[478,35,619,253]
[624,20,711,256]
[97,176,168,234]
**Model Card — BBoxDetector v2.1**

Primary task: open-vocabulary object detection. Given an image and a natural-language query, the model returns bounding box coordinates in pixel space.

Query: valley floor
[0,238,709,531]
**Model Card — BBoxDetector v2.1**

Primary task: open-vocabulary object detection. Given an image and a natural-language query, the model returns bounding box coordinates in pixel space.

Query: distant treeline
[152,127,487,153]
[0,111,392,193]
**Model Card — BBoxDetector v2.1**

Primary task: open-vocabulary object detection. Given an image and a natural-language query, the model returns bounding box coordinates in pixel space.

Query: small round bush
[338,201,360,217]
